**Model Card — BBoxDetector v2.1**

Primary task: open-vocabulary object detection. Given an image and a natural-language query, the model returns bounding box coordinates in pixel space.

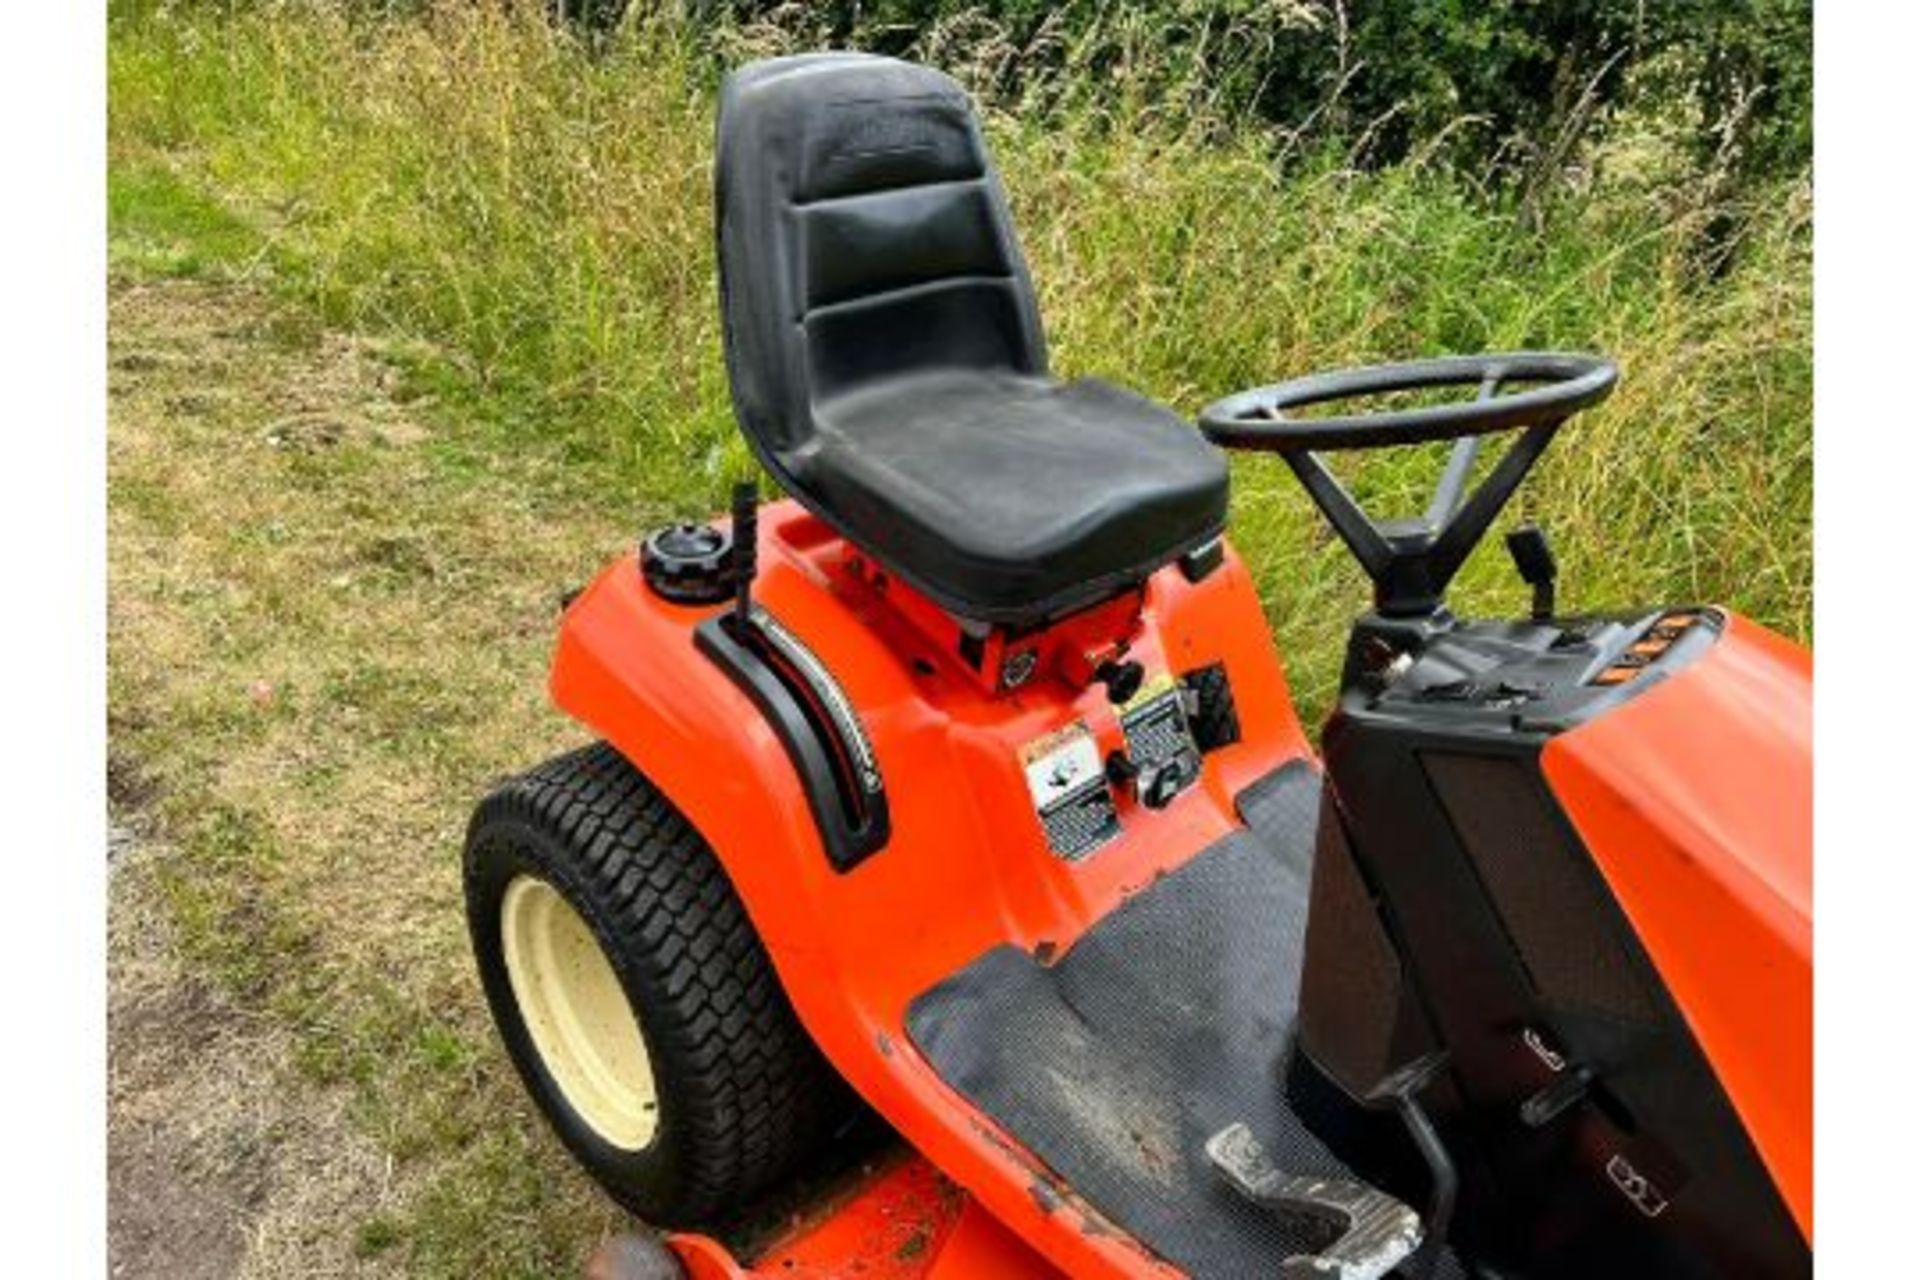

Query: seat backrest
[715,54,1047,464]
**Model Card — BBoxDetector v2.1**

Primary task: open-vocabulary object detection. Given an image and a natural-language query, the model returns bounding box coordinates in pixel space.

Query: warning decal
[1119,674,1202,808]
[1020,720,1120,861]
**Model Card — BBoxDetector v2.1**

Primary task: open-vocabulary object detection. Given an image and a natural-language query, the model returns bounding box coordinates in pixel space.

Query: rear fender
[547,502,1311,1280]
[548,556,888,967]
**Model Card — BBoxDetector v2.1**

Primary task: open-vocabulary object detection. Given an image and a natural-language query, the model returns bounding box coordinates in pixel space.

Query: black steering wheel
[1198,352,1618,618]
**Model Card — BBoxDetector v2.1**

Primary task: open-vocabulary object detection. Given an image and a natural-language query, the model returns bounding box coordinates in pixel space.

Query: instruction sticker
[1020,720,1119,861]
[1119,674,1202,807]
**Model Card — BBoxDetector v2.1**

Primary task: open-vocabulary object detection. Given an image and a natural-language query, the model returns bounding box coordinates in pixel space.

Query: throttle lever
[1505,524,1558,622]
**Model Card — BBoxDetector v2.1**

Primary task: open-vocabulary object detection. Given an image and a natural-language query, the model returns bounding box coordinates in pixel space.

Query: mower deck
[908,762,1457,1278]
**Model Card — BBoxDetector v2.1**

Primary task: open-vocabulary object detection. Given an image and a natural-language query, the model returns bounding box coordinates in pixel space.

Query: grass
[108,278,629,1275]
[107,2,1812,702]
[106,3,1811,1275]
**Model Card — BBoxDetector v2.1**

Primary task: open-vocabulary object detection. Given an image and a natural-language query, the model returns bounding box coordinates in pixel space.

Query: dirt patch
[110,830,403,1279]
[109,749,162,815]
[110,1131,245,1280]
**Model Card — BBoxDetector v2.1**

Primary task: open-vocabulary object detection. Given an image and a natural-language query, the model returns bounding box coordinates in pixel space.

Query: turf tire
[464,741,843,1224]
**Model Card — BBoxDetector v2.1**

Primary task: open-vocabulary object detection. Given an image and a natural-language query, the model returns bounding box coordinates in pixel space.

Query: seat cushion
[801,371,1229,623]
[717,56,1226,624]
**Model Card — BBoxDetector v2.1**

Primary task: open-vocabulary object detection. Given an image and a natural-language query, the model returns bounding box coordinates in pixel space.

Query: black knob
[641,521,733,604]
[1105,750,1140,789]
[1093,658,1145,705]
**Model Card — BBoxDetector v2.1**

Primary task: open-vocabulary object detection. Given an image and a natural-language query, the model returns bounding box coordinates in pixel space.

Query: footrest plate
[1205,1122,1423,1280]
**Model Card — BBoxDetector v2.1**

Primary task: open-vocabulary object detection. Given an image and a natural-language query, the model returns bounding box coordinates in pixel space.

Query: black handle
[1505,524,1559,622]
[730,481,758,627]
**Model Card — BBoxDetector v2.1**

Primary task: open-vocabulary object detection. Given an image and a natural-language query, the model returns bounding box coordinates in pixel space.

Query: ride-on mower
[464,54,1810,1279]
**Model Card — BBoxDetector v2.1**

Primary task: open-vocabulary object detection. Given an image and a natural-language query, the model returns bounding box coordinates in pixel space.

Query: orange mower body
[461,51,1811,1280]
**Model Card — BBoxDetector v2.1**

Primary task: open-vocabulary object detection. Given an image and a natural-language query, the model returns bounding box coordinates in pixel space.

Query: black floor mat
[907,762,1455,1278]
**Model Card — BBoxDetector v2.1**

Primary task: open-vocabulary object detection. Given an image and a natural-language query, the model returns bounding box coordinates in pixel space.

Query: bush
[696,1,1809,193]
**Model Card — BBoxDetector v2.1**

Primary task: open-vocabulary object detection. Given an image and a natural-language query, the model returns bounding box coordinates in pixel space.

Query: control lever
[729,481,759,630]
[1363,1052,1457,1280]
[1521,1064,1595,1128]
[1504,523,1557,622]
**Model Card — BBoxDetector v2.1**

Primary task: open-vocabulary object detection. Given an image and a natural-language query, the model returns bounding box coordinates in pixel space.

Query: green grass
[109,164,265,278]
[106,3,1810,1275]
[108,2,1809,717]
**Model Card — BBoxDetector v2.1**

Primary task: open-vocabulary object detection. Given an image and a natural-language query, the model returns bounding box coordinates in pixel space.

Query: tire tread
[467,742,841,1220]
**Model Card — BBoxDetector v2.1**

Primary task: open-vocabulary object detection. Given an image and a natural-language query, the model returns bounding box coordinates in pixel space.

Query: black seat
[716,54,1228,626]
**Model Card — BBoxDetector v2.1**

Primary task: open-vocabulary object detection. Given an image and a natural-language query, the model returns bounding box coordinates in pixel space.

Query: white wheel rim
[500,876,659,1150]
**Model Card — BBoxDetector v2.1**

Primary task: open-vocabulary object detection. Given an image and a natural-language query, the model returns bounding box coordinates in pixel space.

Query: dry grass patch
[111,831,406,1279]
[109,279,638,1274]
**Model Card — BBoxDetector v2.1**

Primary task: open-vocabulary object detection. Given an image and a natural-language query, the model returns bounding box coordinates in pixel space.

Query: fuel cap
[641,521,733,604]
